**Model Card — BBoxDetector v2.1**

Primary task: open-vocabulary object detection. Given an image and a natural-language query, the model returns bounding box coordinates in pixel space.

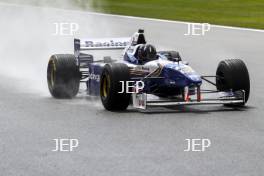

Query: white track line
[1,2,264,33]
[86,11,264,33]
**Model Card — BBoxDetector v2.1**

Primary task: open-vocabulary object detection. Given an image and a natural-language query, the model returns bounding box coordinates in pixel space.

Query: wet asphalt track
[0,2,264,176]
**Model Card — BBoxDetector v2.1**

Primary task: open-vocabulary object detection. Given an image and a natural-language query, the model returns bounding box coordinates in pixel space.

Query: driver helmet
[137,44,157,62]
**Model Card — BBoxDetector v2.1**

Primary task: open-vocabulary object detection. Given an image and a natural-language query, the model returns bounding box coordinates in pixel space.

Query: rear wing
[74,37,131,66]
[74,37,130,52]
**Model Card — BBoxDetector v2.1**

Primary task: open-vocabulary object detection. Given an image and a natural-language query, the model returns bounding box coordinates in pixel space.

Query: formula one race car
[47,29,250,111]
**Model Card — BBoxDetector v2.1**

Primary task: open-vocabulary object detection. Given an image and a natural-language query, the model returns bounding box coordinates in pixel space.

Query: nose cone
[186,74,202,84]
[163,63,202,86]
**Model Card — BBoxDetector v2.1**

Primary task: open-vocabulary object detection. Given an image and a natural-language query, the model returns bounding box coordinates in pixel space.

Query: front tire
[100,63,130,111]
[216,59,250,105]
[47,54,80,98]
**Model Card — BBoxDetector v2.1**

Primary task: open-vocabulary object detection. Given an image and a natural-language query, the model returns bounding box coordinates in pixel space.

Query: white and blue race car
[47,29,250,111]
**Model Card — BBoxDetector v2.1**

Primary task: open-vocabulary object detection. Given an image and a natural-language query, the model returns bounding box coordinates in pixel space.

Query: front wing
[132,90,245,109]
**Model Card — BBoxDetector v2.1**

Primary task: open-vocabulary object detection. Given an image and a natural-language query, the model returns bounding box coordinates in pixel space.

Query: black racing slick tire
[47,54,80,99]
[100,63,131,111]
[216,59,250,106]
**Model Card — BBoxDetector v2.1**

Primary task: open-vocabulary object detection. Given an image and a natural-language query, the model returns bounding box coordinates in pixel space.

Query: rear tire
[100,63,130,111]
[47,54,80,98]
[216,59,250,106]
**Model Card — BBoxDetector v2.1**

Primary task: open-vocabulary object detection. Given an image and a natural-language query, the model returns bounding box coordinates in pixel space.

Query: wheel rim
[50,60,56,87]
[50,65,55,87]
[48,60,56,88]
[101,74,110,98]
